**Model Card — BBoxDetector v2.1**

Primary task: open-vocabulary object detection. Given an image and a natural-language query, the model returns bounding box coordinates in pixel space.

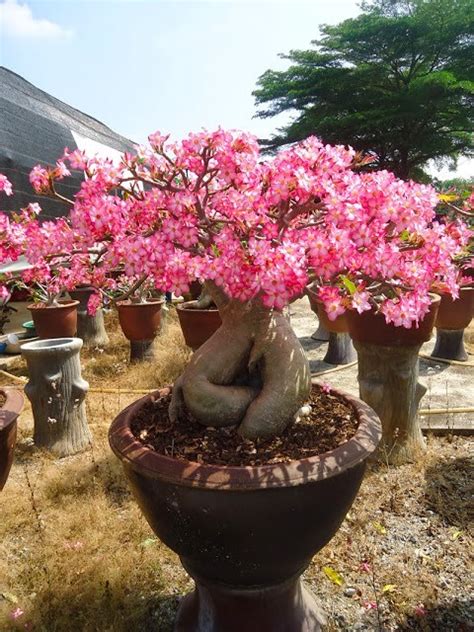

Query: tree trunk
[69,288,109,347]
[354,341,426,464]
[170,284,311,440]
[432,328,468,362]
[324,332,356,365]
[22,338,91,457]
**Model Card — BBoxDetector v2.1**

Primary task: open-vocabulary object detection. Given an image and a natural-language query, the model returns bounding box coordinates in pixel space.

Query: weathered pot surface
[0,388,24,490]
[347,295,441,346]
[435,286,474,331]
[176,302,222,351]
[109,384,381,631]
[28,299,79,339]
[116,299,163,341]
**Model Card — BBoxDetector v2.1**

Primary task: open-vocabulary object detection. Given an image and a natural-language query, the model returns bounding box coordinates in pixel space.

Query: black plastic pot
[109,384,381,631]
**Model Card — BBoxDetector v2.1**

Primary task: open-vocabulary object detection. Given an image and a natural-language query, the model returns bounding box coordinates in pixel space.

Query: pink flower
[87,293,101,316]
[0,174,13,196]
[321,382,331,394]
[414,603,427,617]
[10,607,24,620]
[29,165,50,193]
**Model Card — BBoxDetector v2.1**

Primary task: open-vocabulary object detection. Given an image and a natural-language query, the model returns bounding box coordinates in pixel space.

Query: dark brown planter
[176,303,222,351]
[28,300,79,339]
[116,300,163,341]
[0,388,24,490]
[347,295,441,347]
[435,287,474,331]
[109,385,381,631]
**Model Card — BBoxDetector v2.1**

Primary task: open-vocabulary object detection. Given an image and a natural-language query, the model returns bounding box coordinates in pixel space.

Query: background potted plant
[0,387,24,491]
[0,130,468,629]
[431,188,474,360]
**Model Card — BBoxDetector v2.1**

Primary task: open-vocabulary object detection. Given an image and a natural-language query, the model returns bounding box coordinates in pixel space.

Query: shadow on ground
[397,598,473,631]
[424,456,473,528]
[24,580,181,632]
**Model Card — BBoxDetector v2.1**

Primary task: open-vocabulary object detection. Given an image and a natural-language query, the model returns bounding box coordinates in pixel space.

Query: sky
[0,0,472,179]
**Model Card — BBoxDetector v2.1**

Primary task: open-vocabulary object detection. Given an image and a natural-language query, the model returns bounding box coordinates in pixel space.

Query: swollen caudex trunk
[170,284,311,440]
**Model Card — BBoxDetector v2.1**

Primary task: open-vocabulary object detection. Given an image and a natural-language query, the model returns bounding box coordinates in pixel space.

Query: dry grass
[0,309,472,630]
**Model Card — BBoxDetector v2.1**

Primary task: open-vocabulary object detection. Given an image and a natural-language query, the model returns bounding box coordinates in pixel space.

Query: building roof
[0,66,135,218]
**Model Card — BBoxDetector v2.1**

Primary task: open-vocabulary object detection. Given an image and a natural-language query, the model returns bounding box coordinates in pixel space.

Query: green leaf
[372,521,387,535]
[140,538,158,548]
[399,230,410,242]
[323,565,344,586]
[451,529,463,541]
[341,275,357,295]
[382,584,397,593]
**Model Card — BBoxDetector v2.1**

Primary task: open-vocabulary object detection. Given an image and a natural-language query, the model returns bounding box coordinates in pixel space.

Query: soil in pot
[131,384,359,466]
[28,300,79,339]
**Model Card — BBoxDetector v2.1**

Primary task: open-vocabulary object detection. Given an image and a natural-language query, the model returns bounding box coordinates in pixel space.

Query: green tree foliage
[253,0,473,180]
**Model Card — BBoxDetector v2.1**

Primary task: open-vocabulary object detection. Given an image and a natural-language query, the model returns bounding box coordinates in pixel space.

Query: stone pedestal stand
[354,341,426,464]
[324,332,356,365]
[69,287,109,347]
[432,328,468,361]
[130,339,156,362]
[311,322,329,342]
[22,338,91,457]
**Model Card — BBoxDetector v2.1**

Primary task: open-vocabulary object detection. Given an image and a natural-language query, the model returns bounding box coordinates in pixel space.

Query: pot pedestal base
[431,328,468,362]
[129,339,155,363]
[175,573,326,632]
[324,332,356,365]
[311,322,329,342]
[354,341,426,465]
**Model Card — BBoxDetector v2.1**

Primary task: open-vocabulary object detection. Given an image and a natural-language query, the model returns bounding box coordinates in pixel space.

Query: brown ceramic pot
[116,300,163,341]
[347,295,441,347]
[435,287,474,331]
[109,384,381,632]
[307,289,348,334]
[28,300,79,339]
[177,303,222,351]
[0,388,24,490]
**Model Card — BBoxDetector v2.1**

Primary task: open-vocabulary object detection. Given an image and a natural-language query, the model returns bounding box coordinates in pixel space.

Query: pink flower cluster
[0,130,471,325]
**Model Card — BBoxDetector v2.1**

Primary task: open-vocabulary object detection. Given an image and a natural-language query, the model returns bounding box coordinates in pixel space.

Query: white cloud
[0,0,72,39]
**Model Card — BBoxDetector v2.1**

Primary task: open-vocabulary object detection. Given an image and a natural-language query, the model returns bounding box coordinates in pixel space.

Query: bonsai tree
[0,130,469,441]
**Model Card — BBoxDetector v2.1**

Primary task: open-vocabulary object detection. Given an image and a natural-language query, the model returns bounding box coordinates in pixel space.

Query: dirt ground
[0,306,472,631]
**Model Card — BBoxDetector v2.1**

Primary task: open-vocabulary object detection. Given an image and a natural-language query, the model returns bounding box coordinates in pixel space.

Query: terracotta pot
[307,289,348,334]
[435,287,474,331]
[177,303,222,351]
[109,385,381,631]
[0,388,24,491]
[116,300,163,341]
[28,300,79,339]
[347,295,441,347]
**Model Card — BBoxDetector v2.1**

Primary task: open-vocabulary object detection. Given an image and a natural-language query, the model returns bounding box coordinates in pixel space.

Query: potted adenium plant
[0,131,468,630]
[431,189,474,361]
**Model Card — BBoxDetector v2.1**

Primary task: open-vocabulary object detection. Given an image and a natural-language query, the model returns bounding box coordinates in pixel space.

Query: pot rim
[116,299,164,308]
[177,302,220,313]
[109,382,381,490]
[21,337,83,354]
[27,299,79,310]
[0,387,24,431]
